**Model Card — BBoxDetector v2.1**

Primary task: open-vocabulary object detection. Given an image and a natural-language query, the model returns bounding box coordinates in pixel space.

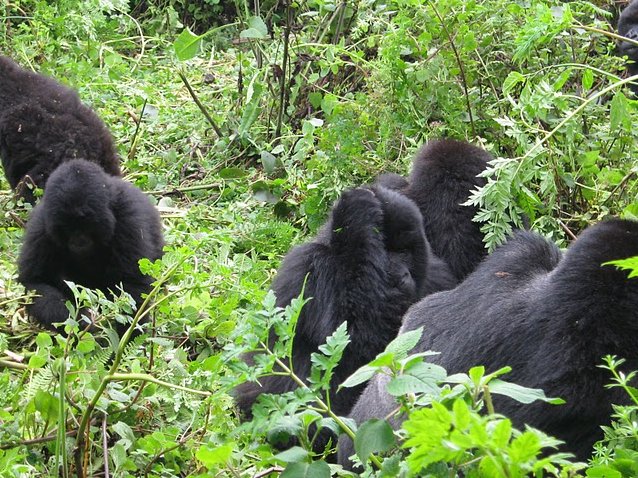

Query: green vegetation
[1,0,638,476]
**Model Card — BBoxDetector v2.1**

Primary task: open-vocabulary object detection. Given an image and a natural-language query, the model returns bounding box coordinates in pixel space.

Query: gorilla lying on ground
[377,139,491,281]
[235,186,457,420]
[618,0,638,92]
[339,219,638,466]
[0,56,120,202]
[18,160,164,335]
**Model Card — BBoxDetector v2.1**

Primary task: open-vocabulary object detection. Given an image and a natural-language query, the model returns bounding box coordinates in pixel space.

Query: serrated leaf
[174,28,202,61]
[502,71,525,95]
[354,419,396,464]
[385,327,423,357]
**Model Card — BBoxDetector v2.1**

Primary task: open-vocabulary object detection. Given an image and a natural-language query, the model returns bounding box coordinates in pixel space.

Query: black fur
[618,1,638,92]
[340,219,638,466]
[18,160,164,333]
[235,186,457,419]
[0,56,120,202]
[378,139,490,281]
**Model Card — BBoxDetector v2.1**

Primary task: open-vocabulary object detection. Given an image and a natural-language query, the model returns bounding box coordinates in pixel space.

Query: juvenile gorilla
[18,160,164,333]
[618,1,638,92]
[0,56,120,202]
[340,219,638,466]
[377,139,491,281]
[235,186,457,419]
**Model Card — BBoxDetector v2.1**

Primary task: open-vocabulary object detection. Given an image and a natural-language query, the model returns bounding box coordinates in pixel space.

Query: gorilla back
[0,56,120,202]
[235,186,456,419]
[18,160,164,333]
[341,219,638,464]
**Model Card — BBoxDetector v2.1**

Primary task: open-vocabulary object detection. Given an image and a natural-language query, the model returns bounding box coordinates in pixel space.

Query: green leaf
[581,68,594,90]
[33,390,59,422]
[280,461,330,478]
[260,151,277,174]
[219,167,248,179]
[385,327,423,357]
[274,446,309,463]
[354,419,396,464]
[196,443,233,469]
[174,28,202,61]
[240,16,268,39]
[610,91,631,133]
[340,364,376,389]
[308,92,322,109]
[36,333,52,349]
[489,379,565,404]
[502,71,525,95]
[586,466,622,478]
[239,74,264,137]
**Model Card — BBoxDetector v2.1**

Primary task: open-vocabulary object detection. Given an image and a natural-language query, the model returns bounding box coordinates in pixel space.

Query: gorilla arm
[17,210,71,328]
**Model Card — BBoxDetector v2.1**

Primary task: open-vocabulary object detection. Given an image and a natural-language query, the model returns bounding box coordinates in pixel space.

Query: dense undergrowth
[1,0,638,476]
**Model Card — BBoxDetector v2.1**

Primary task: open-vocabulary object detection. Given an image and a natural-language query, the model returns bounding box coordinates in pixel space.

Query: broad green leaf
[340,364,376,389]
[174,28,202,61]
[240,16,268,39]
[280,461,330,478]
[34,390,59,422]
[260,151,277,174]
[196,443,233,469]
[489,379,565,404]
[354,419,396,463]
[274,446,309,463]
[219,167,248,179]
[586,466,622,478]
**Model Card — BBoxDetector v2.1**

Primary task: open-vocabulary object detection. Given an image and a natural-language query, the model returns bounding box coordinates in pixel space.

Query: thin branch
[178,70,224,138]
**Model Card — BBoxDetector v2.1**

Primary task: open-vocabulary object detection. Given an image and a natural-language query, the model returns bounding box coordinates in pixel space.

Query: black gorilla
[377,139,490,281]
[340,219,638,466]
[235,186,457,419]
[618,1,638,92]
[18,160,164,333]
[0,56,120,202]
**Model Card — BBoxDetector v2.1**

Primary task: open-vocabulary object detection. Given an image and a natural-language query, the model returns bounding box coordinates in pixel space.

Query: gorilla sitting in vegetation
[618,0,638,92]
[339,219,638,466]
[235,185,457,419]
[377,139,491,281]
[0,56,120,202]
[18,160,164,334]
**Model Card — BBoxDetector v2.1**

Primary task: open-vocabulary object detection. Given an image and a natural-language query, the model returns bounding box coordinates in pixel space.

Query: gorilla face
[43,163,117,254]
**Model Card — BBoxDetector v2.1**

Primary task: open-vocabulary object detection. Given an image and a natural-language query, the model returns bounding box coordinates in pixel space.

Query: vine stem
[74,259,186,477]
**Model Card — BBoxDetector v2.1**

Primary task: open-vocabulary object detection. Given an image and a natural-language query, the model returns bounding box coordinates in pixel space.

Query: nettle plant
[226,292,592,477]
